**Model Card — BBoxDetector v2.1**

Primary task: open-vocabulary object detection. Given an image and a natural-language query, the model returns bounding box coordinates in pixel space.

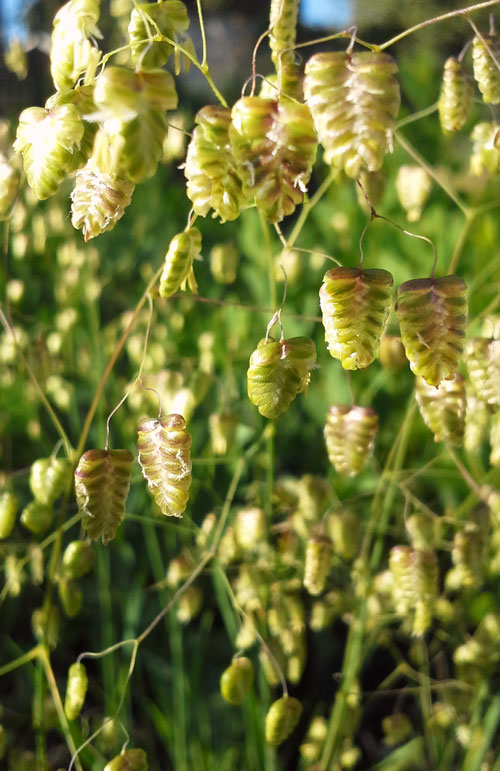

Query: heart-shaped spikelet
[473,33,500,104]
[438,57,474,134]
[395,276,467,386]
[247,337,317,419]
[128,1,190,71]
[75,449,134,544]
[415,375,466,445]
[137,414,192,517]
[319,267,394,370]
[324,405,378,476]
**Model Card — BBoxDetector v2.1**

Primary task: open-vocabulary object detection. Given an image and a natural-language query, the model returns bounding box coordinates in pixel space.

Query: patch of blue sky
[0,0,31,41]
[299,0,353,29]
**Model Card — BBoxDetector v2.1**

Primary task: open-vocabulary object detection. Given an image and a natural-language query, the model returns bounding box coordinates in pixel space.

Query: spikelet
[20,501,54,535]
[59,578,83,617]
[0,156,20,217]
[210,243,238,284]
[234,507,266,552]
[406,511,440,551]
[326,510,361,561]
[449,524,487,589]
[303,533,333,595]
[29,456,72,505]
[389,545,413,615]
[159,227,201,299]
[303,51,400,177]
[62,540,94,579]
[14,102,84,199]
[64,661,88,720]
[229,97,317,222]
[220,657,254,705]
[265,696,302,747]
[71,130,135,241]
[324,404,378,476]
[128,1,190,70]
[46,85,98,171]
[395,276,468,386]
[472,34,500,104]
[395,165,431,222]
[94,67,178,183]
[269,0,299,71]
[50,0,101,91]
[247,336,317,419]
[465,337,500,406]
[103,749,148,771]
[177,585,203,623]
[319,267,394,369]
[470,122,500,175]
[185,106,247,222]
[412,549,438,636]
[491,410,500,467]
[438,57,474,134]
[74,449,134,543]
[415,375,466,445]
[137,414,192,517]
[0,491,18,539]
[464,393,490,454]
[378,334,407,372]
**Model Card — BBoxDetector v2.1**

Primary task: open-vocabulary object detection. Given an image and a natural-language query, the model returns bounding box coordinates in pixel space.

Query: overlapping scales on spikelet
[159,227,201,298]
[269,0,299,71]
[438,57,473,134]
[128,1,190,70]
[415,375,466,445]
[472,34,500,104]
[50,0,102,91]
[465,337,500,406]
[324,404,378,476]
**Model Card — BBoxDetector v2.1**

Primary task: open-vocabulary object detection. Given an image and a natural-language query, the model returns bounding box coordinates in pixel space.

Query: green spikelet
[29,456,72,505]
[265,696,302,747]
[220,657,254,705]
[269,0,299,71]
[326,510,361,561]
[14,102,84,199]
[412,549,438,636]
[303,51,400,177]
[395,276,468,386]
[62,540,94,579]
[406,511,440,551]
[185,105,247,222]
[464,393,490,454]
[71,130,135,242]
[234,507,266,552]
[395,165,431,222]
[389,545,413,616]
[159,227,201,298]
[46,85,98,171]
[379,334,407,372]
[229,96,317,223]
[50,0,101,92]
[324,404,378,476]
[303,533,333,595]
[473,34,500,104]
[94,67,178,183]
[470,122,500,175]
[210,242,238,284]
[20,501,54,535]
[0,491,18,539]
[491,410,500,467]
[74,449,134,544]
[247,336,317,419]
[137,414,192,517]
[58,578,83,617]
[415,375,466,445]
[103,749,148,771]
[438,57,474,134]
[450,522,487,589]
[0,156,20,217]
[128,1,190,70]
[465,337,500,406]
[319,267,394,370]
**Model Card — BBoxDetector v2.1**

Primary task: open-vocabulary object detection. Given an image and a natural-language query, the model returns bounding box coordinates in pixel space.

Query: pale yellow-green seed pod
[265,695,302,747]
[159,227,202,299]
[29,456,71,505]
[103,749,148,771]
[58,578,83,618]
[415,375,466,445]
[465,337,500,406]
[310,591,343,631]
[74,448,134,544]
[304,51,400,177]
[247,336,316,419]
[230,96,317,223]
[0,491,18,538]
[326,510,361,561]
[389,545,413,616]
[303,533,333,595]
[46,85,98,171]
[378,334,407,372]
[411,549,438,637]
[438,57,474,134]
[464,393,490,454]
[20,501,54,535]
[128,1,190,70]
[210,243,238,284]
[299,715,327,762]
[406,511,440,551]
[220,657,254,705]
[395,276,468,387]
[50,0,101,92]
[395,165,432,222]
[470,122,500,175]
[472,34,500,104]
[209,412,237,456]
[490,410,500,467]
[5,555,24,597]
[259,639,286,687]
[269,0,299,71]
[14,103,84,199]
[324,404,378,476]
[449,512,488,590]
[320,267,394,370]
[176,585,203,623]
[62,540,94,579]
[137,414,192,517]
[0,155,20,218]
[185,106,248,222]
[166,552,194,588]
[234,507,266,552]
